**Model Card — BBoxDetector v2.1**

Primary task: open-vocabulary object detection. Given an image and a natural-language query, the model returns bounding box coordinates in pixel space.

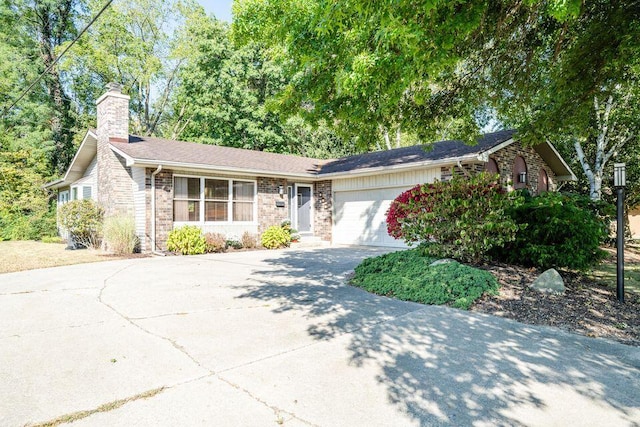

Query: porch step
[290,235,329,248]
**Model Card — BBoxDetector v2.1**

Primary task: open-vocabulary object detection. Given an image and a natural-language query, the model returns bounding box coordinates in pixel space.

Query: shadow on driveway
[235,247,640,426]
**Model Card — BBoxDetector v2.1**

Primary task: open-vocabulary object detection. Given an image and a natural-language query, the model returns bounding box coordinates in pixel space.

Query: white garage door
[333,187,409,247]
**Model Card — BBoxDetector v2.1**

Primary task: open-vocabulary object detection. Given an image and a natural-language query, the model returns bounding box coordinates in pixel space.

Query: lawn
[588,248,640,294]
[0,241,143,274]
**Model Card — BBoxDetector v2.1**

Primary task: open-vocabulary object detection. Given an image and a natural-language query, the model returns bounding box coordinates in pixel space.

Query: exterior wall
[629,207,640,240]
[313,180,332,241]
[439,141,557,194]
[131,167,146,252]
[491,141,557,194]
[332,168,441,192]
[96,88,134,218]
[146,168,173,252]
[257,177,290,234]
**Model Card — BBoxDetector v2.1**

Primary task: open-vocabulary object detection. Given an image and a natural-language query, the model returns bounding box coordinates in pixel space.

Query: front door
[296,185,312,233]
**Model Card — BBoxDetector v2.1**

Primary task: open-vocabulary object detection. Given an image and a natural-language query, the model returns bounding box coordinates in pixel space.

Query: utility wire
[1,0,114,117]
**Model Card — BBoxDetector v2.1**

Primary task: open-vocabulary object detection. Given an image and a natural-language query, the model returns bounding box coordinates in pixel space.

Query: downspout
[456,160,473,177]
[151,165,164,256]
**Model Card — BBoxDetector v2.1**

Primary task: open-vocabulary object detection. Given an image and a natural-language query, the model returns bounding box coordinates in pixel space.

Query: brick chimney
[96,82,130,143]
[96,83,133,217]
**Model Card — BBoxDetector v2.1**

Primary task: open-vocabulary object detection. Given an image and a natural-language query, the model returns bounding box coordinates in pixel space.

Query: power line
[1,0,114,117]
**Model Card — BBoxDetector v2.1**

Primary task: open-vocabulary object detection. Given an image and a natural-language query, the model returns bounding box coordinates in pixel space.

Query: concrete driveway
[1,247,639,426]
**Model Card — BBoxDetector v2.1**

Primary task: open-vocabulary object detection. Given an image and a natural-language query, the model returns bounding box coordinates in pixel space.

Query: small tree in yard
[58,200,104,249]
[387,173,521,263]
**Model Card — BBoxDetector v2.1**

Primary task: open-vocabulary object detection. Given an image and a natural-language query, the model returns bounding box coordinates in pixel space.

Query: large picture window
[173,176,255,223]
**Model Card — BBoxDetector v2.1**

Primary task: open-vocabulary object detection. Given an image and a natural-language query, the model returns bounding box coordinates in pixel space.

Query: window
[82,186,92,200]
[174,177,201,221]
[173,176,255,223]
[71,187,78,200]
[205,179,228,221]
[233,181,254,222]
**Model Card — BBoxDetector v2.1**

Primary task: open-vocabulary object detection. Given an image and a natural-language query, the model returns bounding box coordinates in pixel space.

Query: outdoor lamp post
[614,163,626,303]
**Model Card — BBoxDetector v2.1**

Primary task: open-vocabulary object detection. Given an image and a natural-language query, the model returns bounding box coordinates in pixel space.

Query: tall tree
[60,0,185,136]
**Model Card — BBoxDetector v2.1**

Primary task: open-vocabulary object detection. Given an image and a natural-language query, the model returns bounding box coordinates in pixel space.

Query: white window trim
[293,183,314,234]
[173,174,258,226]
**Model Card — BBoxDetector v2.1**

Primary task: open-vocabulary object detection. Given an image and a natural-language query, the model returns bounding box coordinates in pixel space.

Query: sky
[198,0,234,22]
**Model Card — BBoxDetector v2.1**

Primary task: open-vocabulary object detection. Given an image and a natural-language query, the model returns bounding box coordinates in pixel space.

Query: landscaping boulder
[530,268,565,294]
[430,258,458,267]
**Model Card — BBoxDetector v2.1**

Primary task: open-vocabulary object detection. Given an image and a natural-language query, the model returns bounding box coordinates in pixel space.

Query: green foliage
[351,249,499,310]
[241,231,258,249]
[58,200,104,249]
[226,239,244,250]
[167,225,206,255]
[495,192,612,270]
[387,173,521,263]
[103,214,138,254]
[261,225,290,249]
[204,232,227,253]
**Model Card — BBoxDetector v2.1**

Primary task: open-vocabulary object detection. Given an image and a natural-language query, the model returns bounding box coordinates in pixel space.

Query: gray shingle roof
[110,130,515,176]
[111,135,327,176]
[318,130,515,174]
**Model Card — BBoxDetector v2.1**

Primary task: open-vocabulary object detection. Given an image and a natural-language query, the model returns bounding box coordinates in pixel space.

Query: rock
[530,268,565,294]
[430,258,457,267]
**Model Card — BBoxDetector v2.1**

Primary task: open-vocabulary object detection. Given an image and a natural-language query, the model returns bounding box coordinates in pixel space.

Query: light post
[614,163,626,303]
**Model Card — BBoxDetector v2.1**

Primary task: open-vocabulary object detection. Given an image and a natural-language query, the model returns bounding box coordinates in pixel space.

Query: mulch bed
[471,263,640,347]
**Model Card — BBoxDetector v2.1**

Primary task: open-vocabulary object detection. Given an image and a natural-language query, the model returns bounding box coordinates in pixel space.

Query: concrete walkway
[1,247,638,426]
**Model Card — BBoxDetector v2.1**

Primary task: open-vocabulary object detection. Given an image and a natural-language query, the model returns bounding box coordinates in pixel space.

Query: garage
[333,187,409,247]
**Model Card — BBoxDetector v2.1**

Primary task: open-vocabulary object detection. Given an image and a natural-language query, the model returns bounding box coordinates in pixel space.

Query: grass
[0,240,143,274]
[589,256,640,294]
[350,249,499,310]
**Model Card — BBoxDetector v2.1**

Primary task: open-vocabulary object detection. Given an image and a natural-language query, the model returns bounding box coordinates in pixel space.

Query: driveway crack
[215,375,320,427]
[97,264,213,374]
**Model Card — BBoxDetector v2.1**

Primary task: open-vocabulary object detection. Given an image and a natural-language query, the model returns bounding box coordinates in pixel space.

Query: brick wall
[96,87,134,218]
[145,168,173,251]
[314,180,332,241]
[257,177,289,233]
[440,141,556,194]
[491,142,556,193]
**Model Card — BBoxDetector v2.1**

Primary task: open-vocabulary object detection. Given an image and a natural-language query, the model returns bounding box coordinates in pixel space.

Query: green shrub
[58,200,104,249]
[167,226,206,255]
[386,173,521,263]
[351,249,499,310]
[241,231,258,249]
[205,232,227,253]
[261,225,290,249]
[226,239,243,249]
[103,214,138,254]
[494,192,611,270]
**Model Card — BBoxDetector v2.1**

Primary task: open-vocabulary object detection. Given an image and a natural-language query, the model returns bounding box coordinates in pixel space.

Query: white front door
[295,184,313,233]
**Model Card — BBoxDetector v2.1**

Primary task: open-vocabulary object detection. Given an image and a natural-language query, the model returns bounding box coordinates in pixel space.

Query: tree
[60,0,186,136]
[169,5,355,157]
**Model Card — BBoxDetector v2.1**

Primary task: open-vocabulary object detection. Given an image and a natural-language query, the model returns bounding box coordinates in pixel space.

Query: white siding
[332,168,440,192]
[131,167,146,252]
[332,168,440,247]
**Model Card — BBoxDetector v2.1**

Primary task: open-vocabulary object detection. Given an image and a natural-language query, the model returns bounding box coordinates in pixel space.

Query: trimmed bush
[226,239,243,250]
[351,249,499,310]
[167,226,206,255]
[58,200,103,249]
[261,225,290,249]
[241,231,258,249]
[103,214,138,254]
[204,232,227,253]
[494,192,612,270]
[386,173,521,263]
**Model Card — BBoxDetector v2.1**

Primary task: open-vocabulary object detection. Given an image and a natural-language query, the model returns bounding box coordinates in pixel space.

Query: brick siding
[313,180,332,241]
[257,177,290,233]
[440,140,556,194]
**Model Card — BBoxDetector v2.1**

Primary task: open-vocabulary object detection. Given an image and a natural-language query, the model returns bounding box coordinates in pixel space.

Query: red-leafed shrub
[386,173,521,263]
